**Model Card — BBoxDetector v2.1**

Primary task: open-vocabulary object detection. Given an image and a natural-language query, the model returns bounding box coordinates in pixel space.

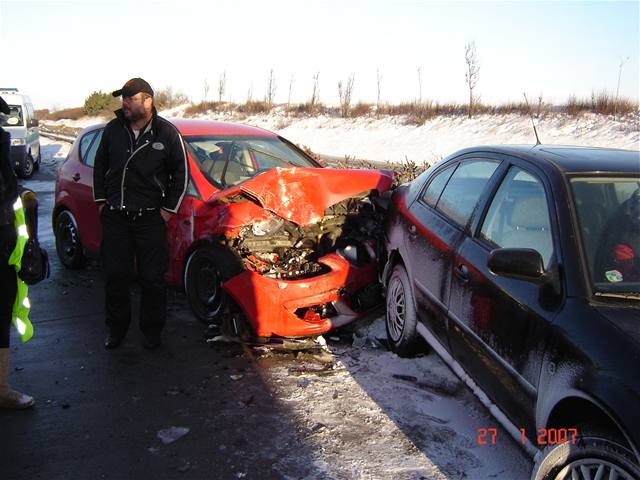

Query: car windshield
[0,105,23,127]
[571,177,640,296]
[183,135,318,188]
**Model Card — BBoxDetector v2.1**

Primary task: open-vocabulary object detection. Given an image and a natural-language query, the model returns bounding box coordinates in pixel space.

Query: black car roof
[450,145,640,175]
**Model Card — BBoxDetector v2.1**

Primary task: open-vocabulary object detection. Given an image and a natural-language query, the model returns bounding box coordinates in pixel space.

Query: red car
[53,119,394,339]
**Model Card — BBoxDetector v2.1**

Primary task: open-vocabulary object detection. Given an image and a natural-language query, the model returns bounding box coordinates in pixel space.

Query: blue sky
[1,0,638,110]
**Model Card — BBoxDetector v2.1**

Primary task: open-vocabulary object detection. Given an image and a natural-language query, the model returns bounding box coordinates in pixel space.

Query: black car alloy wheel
[385,263,421,356]
[532,435,640,480]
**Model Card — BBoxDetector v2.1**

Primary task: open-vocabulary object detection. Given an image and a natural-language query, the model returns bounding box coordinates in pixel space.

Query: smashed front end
[209,167,394,338]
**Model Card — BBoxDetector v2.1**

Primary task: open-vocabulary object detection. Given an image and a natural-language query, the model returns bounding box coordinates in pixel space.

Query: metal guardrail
[39,128,77,143]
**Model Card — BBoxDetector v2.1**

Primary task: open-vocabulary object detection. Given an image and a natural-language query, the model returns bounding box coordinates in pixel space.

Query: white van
[0,88,41,178]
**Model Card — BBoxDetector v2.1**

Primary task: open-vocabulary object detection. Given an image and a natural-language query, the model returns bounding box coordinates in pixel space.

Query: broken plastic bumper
[223,253,378,337]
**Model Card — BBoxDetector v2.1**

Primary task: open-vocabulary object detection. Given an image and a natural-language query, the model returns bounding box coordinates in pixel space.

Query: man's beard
[124,105,147,122]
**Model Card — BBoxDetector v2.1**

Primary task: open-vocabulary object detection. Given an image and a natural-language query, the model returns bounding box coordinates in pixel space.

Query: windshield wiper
[594,291,640,300]
[247,147,300,168]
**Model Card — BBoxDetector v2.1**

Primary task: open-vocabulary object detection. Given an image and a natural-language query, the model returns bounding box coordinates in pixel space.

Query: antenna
[523,92,541,146]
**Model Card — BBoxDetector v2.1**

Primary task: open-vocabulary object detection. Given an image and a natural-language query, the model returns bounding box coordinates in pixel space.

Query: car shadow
[0,187,327,480]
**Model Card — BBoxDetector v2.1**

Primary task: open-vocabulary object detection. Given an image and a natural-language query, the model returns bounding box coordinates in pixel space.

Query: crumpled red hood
[207,167,395,226]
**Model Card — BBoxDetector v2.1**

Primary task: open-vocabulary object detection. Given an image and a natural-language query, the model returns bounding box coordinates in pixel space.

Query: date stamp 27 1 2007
[477,428,578,446]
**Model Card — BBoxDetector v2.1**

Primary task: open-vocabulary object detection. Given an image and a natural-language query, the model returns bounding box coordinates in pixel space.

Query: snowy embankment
[44,108,640,166]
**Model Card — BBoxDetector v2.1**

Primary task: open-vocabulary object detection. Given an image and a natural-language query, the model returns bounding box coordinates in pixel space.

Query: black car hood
[594,305,640,347]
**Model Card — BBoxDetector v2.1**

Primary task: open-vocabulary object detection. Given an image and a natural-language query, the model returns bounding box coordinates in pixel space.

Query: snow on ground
[250,315,531,479]
[44,109,639,166]
[35,109,638,478]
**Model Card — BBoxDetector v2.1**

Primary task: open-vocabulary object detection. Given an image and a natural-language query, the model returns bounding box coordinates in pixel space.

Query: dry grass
[287,102,329,116]
[238,100,271,115]
[350,102,373,117]
[564,92,637,116]
[184,101,227,116]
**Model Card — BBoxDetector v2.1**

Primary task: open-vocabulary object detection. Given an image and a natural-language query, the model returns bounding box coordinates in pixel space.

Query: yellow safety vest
[7,196,34,343]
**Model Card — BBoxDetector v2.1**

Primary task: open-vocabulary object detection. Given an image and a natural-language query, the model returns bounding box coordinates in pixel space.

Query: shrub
[154,86,189,110]
[238,100,271,115]
[350,102,372,117]
[83,91,113,116]
[184,101,228,116]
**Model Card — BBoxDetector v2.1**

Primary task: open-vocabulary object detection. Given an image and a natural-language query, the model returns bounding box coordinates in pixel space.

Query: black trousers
[100,208,168,338]
[0,224,17,348]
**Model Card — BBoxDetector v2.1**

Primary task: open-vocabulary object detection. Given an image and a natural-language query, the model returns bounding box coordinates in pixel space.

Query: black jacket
[93,108,188,213]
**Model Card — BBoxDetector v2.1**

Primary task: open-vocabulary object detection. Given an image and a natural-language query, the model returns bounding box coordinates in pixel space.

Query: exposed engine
[230,191,387,280]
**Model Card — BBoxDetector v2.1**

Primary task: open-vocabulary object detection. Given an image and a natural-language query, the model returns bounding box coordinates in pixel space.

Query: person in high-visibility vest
[0,94,34,409]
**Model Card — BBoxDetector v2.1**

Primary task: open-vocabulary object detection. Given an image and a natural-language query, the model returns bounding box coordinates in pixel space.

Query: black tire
[54,210,86,269]
[385,262,422,356]
[184,244,245,324]
[532,434,640,480]
[17,153,35,179]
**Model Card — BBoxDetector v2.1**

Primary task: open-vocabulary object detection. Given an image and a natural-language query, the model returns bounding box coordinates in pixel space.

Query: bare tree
[287,73,295,109]
[615,56,630,117]
[265,68,277,107]
[417,66,423,104]
[203,78,210,103]
[309,71,320,114]
[338,74,355,118]
[465,42,480,118]
[246,83,253,103]
[218,71,227,102]
[376,68,382,116]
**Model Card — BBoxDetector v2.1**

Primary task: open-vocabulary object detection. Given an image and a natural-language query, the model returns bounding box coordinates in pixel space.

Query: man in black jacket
[93,78,188,350]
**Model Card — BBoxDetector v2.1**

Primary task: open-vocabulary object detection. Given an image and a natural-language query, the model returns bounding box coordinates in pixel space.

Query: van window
[26,103,37,128]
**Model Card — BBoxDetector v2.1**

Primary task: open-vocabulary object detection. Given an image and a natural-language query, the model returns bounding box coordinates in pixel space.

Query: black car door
[406,158,500,348]
[447,162,562,432]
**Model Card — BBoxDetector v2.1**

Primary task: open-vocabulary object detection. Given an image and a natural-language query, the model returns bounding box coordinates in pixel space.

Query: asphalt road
[0,143,532,480]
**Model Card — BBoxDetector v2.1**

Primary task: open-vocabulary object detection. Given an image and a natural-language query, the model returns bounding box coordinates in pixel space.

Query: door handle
[454,264,469,282]
[72,173,81,182]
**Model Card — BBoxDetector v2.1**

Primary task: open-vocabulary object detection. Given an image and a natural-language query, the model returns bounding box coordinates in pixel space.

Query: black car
[383,145,640,480]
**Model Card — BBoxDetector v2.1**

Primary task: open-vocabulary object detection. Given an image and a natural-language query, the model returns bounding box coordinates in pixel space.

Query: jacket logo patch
[152,142,165,150]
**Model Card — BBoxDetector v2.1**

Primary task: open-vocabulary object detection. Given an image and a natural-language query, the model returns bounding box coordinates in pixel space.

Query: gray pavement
[0,164,318,480]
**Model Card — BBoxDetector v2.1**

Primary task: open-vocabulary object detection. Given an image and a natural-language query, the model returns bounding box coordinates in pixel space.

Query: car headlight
[11,138,25,146]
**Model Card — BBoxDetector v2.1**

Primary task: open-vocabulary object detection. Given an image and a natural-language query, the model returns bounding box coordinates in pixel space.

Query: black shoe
[143,335,161,350]
[104,333,124,349]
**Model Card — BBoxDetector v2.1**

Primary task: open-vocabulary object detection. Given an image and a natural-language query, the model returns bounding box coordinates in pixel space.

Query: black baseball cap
[112,77,154,98]
[0,96,9,115]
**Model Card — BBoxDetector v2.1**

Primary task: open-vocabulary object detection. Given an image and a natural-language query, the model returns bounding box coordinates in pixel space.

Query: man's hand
[160,209,172,222]
[98,204,104,214]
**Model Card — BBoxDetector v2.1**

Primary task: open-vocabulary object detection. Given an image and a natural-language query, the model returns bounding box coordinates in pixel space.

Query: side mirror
[488,248,546,282]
